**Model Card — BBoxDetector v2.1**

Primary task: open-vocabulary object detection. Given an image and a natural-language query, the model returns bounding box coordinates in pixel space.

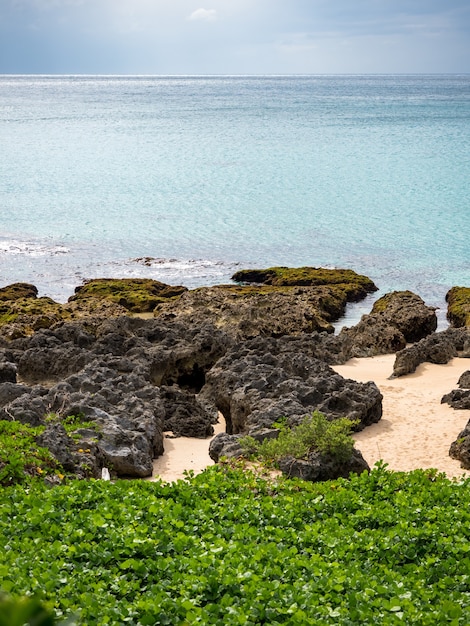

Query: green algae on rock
[232,266,377,301]
[0,283,39,302]
[446,287,470,327]
[0,296,70,339]
[69,278,188,313]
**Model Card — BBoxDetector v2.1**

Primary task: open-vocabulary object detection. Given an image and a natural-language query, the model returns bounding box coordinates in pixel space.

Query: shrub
[241,411,358,466]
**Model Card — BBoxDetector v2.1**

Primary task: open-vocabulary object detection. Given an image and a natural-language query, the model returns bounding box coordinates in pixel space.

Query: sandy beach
[149,354,470,482]
[333,355,470,479]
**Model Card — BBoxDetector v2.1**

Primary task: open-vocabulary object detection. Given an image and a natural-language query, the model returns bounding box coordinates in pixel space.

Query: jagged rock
[446,287,470,328]
[441,369,470,410]
[339,315,406,358]
[458,371,470,389]
[199,336,382,436]
[370,291,437,342]
[0,362,16,383]
[0,382,32,410]
[442,389,470,410]
[160,385,215,438]
[156,285,339,337]
[450,421,470,469]
[209,433,245,462]
[277,448,369,481]
[155,267,378,340]
[392,328,470,378]
[339,291,437,358]
[36,422,105,479]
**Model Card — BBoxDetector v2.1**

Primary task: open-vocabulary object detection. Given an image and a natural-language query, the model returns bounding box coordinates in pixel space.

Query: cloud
[188,8,217,22]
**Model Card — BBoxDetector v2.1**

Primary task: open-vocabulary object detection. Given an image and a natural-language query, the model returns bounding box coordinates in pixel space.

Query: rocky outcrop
[392,327,470,378]
[277,449,369,481]
[156,285,343,337]
[156,267,379,341]
[446,287,470,328]
[449,420,470,469]
[0,315,229,477]
[69,278,187,313]
[442,370,470,411]
[201,335,382,471]
[1,271,465,483]
[339,291,437,358]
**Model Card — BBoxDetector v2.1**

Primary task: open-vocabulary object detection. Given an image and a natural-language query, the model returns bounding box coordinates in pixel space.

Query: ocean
[1,74,469,328]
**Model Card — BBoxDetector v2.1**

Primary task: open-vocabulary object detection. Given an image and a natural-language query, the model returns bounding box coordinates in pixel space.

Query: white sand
[148,355,470,482]
[333,355,470,479]
[148,419,226,483]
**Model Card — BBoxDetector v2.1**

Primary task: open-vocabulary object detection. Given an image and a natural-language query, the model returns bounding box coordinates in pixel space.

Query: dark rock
[36,422,105,479]
[392,328,470,378]
[209,433,245,462]
[442,389,470,410]
[458,371,470,389]
[370,291,437,342]
[0,362,17,383]
[339,315,406,358]
[156,285,339,338]
[449,421,470,469]
[339,291,437,358]
[277,448,369,482]
[160,385,215,438]
[0,382,30,408]
[199,336,382,436]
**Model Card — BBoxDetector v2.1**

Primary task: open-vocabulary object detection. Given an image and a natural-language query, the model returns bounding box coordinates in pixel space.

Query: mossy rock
[446,287,470,327]
[371,290,424,313]
[231,267,377,301]
[0,283,38,302]
[0,297,70,338]
[69,278,188,313]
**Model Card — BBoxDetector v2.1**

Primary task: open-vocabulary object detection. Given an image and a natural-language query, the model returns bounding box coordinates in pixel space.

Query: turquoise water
[0,75,469,326]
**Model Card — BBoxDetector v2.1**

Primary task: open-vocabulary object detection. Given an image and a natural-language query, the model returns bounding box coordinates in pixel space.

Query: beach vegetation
[241,411,358,465]
[0,420,62,486]
[1,464,470,623]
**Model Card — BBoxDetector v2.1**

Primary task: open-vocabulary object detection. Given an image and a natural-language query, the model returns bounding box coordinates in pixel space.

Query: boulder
[449,421,470,469]
[199,336,382,436]
[278,448,369,481]
[446,287,470,328]
[160,385,216,438]
[339,291,437,359]
[458,371,470,389]
[392,328,470,378]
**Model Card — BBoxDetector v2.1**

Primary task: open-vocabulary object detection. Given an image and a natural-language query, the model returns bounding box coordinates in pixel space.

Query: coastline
[148,354,470,482]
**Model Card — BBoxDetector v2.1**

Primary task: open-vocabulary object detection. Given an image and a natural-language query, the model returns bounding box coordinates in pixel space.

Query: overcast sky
[1,0,469,74]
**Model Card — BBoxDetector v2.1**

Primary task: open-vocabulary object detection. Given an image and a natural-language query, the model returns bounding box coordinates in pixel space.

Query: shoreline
[148,354,470,482]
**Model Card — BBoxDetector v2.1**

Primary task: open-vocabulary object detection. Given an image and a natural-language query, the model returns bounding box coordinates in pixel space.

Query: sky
[0,0,469,74]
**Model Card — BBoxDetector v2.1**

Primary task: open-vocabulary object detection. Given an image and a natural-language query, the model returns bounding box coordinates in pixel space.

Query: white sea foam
[0,239,69,257]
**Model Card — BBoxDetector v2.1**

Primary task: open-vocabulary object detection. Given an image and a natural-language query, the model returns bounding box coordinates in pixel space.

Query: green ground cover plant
[0,421,61,486]
[1,463,470,624]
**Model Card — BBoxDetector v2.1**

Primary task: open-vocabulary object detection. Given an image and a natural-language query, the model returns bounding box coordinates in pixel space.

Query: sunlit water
[1,75,469,328]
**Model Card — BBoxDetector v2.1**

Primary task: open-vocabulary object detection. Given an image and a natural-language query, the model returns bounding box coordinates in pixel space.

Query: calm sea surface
[1,75,469,327]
